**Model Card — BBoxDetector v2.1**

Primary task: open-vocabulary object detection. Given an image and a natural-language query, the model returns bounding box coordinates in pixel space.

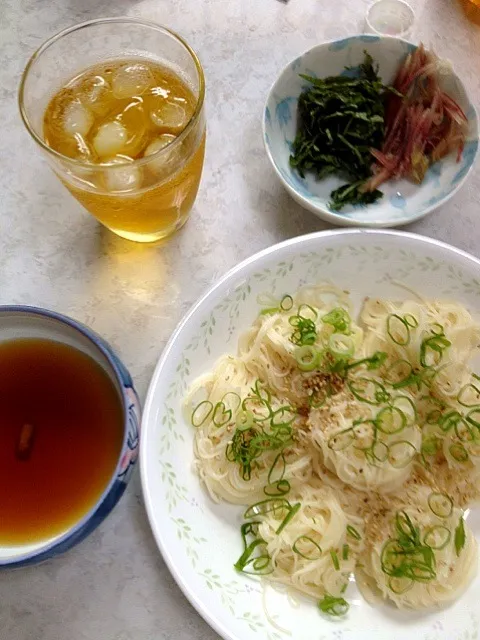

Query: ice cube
[144,134,178,173]
[102,155,142,192]
[144,134,176,156]
[63,100,94,137]
[93,121,128,157]
[150,100,187,133]
[116,100,148,156]
[112,63,153,99]
[79,75,111,116]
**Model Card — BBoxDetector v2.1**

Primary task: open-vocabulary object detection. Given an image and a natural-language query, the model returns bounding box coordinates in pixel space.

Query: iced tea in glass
[19,18,206,243]
[459,0,480,24]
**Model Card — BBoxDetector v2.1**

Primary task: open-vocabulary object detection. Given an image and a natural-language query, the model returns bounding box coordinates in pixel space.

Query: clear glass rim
[365,0,415,37]
[18,16,206,169]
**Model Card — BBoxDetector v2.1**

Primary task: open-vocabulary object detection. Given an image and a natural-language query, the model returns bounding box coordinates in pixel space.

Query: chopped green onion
[430,322,444,336]
[260,306,279,316]
[227,387,295,480]
[226,432,253,480]
[227,395,290,479]
[342,544,349,560]
[420,334,451,368]
[387,314,411,346]
[252,433,287,451]
[388,576,414,594]
[421,367,438,388]
[251,379,271,402]
[385,359,414,387]
[428,492,453,518]
[466,408,480,429]
[236,410,255,432]
[292,535,322,560]
[348,377,390,405]
[280,295,293,311]
[454,418,475,442]
[371,440,389,462]
[454,517,466,556]
[352,420,376,450]
[381,512,437,585]
[241,396,272,422]
[391,395,417,425]
[330,549,340,570]
[449,442,469,463]
[321,307,351,334]
[289,311,317,346]
[329,333,355,358]
[244,498,290,520]
[388,440,416,468]
[264,480,290,497]
[345,351,387,372]
[408,563,436,582]
[457,383,480,407]
[439,410,462,433]
[264,452,291,496]
[301,331,317,345]
[271,406,296,428]
[267,451,286,485]
[234,538,271,574]
[298,304,318,321]
[191,400,213,427]
[346,525,361,540]
[376,406,407,434]
[423,526,451,550]
[395,511,419,543]
[318,594,349,616]
[234,522,273,575]
[276,502,301,535]
[328,428,355,451]
[381,540,404,577]
[294,345,320,371]
[221,392,242,412]
[403,314,419,328]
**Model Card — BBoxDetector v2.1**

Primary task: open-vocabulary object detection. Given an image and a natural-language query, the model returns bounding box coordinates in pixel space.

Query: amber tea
[43,58,205,242]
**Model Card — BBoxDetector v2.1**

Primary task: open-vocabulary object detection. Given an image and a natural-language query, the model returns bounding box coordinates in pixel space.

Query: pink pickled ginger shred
[362,44,468,193]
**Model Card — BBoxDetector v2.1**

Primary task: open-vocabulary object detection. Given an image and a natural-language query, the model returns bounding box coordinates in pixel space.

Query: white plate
[141,230,480,640]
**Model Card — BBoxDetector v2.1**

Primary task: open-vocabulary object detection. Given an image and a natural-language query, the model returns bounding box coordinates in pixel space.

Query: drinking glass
[19,18,206,243]
[459,0,480,24]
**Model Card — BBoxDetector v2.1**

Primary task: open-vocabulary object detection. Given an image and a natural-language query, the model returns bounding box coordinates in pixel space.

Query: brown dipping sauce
[0,339,124,545]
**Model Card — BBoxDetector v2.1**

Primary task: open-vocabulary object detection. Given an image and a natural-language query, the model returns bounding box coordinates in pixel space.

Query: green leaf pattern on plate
[159,461,188,513]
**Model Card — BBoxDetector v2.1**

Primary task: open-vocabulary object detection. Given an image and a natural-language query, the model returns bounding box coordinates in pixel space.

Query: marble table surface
[1,0,480,638]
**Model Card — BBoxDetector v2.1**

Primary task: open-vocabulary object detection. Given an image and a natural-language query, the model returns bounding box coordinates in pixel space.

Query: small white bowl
[263,35,478,227]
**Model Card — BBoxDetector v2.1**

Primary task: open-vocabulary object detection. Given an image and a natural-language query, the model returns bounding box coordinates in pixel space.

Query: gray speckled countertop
[0,0,479,638]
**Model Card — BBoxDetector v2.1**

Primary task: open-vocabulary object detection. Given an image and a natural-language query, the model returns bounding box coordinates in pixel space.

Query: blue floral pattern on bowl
[263,35,479,227]
[0,306,141,568]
